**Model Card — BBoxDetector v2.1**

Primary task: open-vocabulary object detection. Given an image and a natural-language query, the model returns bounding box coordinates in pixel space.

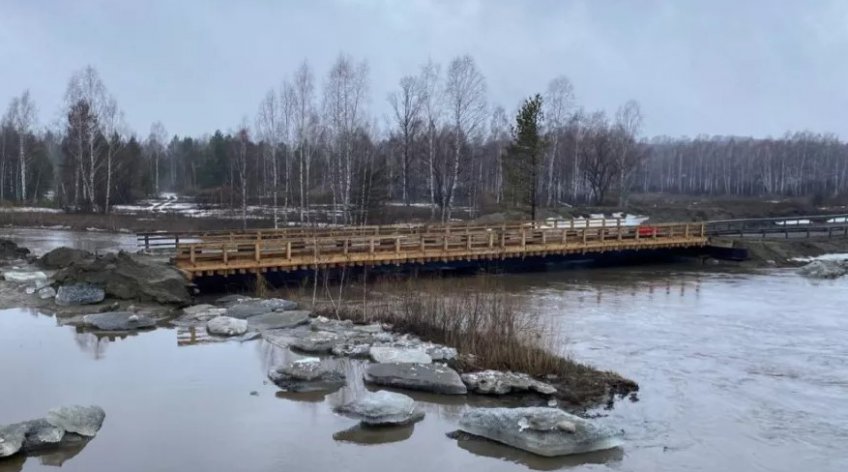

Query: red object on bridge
[638,226,657,237]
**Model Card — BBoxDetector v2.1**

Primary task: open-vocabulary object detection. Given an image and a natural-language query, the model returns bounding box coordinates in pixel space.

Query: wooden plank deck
[173,222,708,279]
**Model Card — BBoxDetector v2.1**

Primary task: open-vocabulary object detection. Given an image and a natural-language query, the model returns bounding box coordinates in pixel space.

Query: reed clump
[314,277,637,405]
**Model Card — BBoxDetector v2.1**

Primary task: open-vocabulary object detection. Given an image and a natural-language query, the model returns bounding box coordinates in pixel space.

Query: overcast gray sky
[2,0,847,138]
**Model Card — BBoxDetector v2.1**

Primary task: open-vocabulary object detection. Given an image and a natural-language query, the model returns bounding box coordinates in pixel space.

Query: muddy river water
[0,229,846,471]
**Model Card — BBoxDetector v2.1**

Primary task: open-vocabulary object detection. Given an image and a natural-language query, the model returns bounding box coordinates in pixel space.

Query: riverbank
[712,237,848,267]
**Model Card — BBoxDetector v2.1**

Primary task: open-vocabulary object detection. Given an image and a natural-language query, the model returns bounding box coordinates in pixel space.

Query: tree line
[3,55,848,226]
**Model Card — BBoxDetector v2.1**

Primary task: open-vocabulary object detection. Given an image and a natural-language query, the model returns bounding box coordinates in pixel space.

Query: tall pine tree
[504,94,547,221]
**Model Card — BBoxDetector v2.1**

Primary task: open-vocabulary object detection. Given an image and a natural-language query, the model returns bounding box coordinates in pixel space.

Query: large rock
[458,407,622,457]
[46,405,105,437]
[247,311,311,330]
[798,259,848,279]
[364,363,467,395]
[52,251,191,305]
[225,302,273,319]
[0,239,30,260]
[0,406,104,459]
[461,370,558,396]
[291,331,341,353]
[334,391,425,426]
[268,357,346,392]
[0,422,27,457]
[83,311,156,331]
[369,346,432,364]
[39,247,95,269]
[55,283,105,306]
[206,316,248,336]
[19,418,66,451]
[182,304,227,321]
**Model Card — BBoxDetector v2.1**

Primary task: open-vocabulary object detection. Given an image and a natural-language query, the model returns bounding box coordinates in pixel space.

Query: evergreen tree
[504,94,546,221]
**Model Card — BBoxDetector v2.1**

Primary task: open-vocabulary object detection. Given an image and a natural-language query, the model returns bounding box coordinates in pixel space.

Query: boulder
[364,363,467,395]
[291,331,341,353]
[37,286,57,300]
[182,304,227,321]
[268,358,346,392]
[19,418,65,451]
[2,270,48,284]
[334,391,424,426]
[247,310,311,330]
[425,345,458,362]
[457,407,622,457]
[0,422,27,457]
[225,302,274,319]
[45,405,105,437]
[39,247,94,269]
[369,346,432,364]
[206,316,248,336]
[461,370,558,396]
[256,298,298,311]
[52,251,190,305]
[55,283,105,306]
[331,342,372,358]
[83,311,156,331]
[798,259,848,279]
[0,239,30,260]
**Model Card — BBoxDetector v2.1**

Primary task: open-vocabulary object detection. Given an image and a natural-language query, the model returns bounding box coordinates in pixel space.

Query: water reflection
[453,434,624,471]
[0,441,91,472]
[332,423,416,445]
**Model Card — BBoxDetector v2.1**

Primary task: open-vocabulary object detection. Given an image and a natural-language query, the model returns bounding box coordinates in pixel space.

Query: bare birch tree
[292,61,317,223]
[388,75,423,205]
[419,60,442,217]
[543,76,574,205]
[6,93,36,201]
[323,54,369,222]
[256,89,283,228]
[442,55,486,221]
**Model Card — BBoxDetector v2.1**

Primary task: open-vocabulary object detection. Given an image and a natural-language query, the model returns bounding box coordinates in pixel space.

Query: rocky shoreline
[0,239,640,459]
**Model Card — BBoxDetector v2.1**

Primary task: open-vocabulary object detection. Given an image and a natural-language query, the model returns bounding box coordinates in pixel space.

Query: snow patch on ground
[791,253,848,262]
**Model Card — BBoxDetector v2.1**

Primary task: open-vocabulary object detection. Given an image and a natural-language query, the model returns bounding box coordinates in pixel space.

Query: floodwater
[1,262,847,470]
[0,228,137,255]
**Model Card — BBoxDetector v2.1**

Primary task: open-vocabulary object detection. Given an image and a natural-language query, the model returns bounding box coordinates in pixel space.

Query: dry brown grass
[312,277,637,405]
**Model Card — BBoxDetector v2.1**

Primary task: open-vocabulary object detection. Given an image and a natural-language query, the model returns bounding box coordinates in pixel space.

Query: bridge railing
[140,217,647,251]
[174,222,706,275]
[705,213,848,238]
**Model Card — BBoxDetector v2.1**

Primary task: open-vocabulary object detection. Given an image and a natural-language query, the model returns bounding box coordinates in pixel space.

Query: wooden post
[701,223,706,238]
[541,230,547,245]
[190,245,196,264]
[223,244,228,264]
[521,229,527,250]
[488,232,494,248]
[255,242,260,262]
[396,237,401,253]
[561,228,567,244]
[343,239,349,255]
[466,234,472,250]
[684,224,689,238]
[144,235,150,251]
[582,227,587,245]
[570,219,575,230]
[600,219,605,242]
[635,226,640,240]
[286,241,292,260]
[617,219,622,241]
[370,238,375,254]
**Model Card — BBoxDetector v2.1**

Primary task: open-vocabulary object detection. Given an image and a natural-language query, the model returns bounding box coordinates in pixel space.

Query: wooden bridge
[168,220,708,280]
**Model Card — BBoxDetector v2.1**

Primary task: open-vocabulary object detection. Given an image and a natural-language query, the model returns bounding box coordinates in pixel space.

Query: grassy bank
[309,277,637,406]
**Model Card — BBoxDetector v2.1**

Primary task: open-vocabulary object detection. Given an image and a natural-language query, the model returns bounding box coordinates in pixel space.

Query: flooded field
[1,259,847,470]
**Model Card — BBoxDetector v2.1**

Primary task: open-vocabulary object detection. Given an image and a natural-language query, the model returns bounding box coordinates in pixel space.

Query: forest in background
[3,54,848,226]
